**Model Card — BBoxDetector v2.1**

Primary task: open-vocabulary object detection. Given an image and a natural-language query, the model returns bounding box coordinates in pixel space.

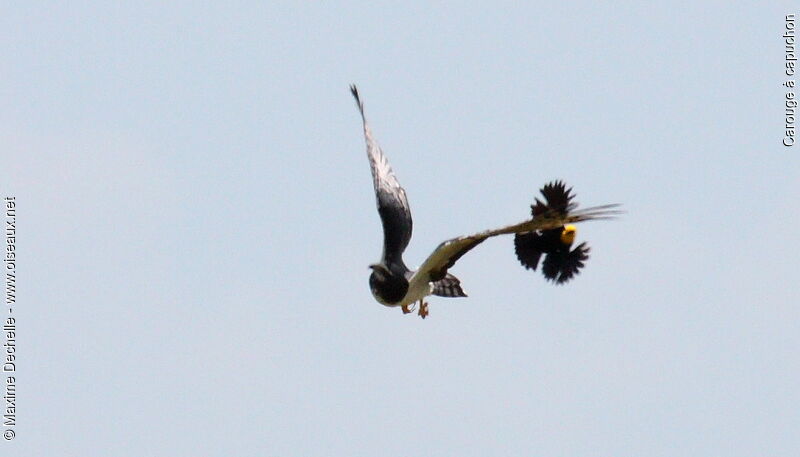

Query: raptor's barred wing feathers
[351,85,413,265]
[431,273,467,298]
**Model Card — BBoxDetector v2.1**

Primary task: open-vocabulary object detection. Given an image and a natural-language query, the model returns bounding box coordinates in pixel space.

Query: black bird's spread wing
[351,85,412,266]
[514,231,545,270]
[531,180,577,217]
[542,242,590,284]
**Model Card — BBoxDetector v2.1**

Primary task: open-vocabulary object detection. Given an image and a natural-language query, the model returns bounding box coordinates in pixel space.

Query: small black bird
[515,182,594,284]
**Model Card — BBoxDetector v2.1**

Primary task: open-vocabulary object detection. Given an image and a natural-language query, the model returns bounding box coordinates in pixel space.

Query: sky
[2,2,799,456]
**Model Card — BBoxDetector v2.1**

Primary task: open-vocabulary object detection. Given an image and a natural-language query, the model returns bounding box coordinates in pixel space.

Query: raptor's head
[368,263,408,305]
[560,225,577,246]
[368,263,390,275]
[368,263,395,286]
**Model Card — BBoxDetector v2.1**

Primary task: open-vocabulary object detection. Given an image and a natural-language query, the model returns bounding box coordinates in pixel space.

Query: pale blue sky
[3,2,799,456]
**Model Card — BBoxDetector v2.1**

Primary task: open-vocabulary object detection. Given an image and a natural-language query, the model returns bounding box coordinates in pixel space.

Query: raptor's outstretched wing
[351,85,413,267]
[409,201,619,288]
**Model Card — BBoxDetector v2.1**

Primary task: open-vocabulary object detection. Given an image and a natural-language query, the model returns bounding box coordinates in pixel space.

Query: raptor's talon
[418,300,429,319]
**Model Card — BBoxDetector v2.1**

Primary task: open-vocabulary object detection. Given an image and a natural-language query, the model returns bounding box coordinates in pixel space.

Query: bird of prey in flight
[350,85,619,318]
